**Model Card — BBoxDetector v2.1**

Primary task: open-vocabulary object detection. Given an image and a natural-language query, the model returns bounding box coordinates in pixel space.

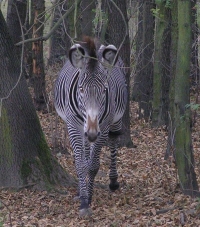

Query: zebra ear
[69,44,85,68]
[102,45,118,65]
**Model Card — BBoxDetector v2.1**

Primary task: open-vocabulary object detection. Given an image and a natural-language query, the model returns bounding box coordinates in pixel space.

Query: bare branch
[15,0,81,46]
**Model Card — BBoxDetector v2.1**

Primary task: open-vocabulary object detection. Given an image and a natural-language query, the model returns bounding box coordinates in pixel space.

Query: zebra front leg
[73,143,91,216]
[108,136,120,191]
[88,155,100,205]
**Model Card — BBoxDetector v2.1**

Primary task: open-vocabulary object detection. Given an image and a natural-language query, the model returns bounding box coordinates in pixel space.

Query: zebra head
[69,38,118,143]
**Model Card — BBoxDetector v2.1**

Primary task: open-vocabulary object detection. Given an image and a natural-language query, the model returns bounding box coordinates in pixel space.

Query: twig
[0,3,25,118]
[15,0,81,46]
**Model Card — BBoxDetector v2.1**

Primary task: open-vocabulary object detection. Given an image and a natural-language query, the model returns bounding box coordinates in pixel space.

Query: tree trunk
[165,0,178,159]
[6,0,31,80]
[48,0,73,66]
[152,1,171,126]
[0,10,74,189]
[80,0,96,36]
[32,0,46,111]
[132,0,154,120]
[6,0,27,56]
[191,0,199,86]
[106,0,133,147]
[95,0,108,41]
[174,0,199,196]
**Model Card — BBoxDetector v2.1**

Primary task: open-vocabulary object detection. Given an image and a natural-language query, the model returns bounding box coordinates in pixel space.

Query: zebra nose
[85,131,100,143]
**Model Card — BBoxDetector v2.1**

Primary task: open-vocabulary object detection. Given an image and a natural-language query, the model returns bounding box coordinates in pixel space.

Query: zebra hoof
[79,208,92,217]
[109,181,119,191]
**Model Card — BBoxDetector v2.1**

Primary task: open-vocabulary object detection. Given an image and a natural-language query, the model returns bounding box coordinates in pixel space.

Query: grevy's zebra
[54,37,127,216]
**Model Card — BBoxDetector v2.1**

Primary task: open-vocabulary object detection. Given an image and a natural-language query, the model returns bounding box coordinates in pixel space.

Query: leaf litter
[1,71,200,226]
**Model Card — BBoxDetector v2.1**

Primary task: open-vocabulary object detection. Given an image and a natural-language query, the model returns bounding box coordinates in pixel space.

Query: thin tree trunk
[132,1,154,120]
[80,0,96,36]
[165,0,178,159]
[48,0,72,66]
[152,1,171,126]
[32,0,46,110]
[0,10,74,189]
[174,0,199,196]
[106,0,133,147]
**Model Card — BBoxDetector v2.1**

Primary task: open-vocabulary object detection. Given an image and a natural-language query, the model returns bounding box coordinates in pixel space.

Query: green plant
[185,103,200,111]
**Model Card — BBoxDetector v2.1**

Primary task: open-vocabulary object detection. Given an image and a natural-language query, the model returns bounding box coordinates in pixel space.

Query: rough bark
[132,0,154,120]
[152,1,171,126]
[0,10,74,189]
[174,0,199,196]
[106,0,133,147]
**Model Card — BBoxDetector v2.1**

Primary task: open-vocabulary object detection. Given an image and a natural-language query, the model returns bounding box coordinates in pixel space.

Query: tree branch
[15,0,81,46]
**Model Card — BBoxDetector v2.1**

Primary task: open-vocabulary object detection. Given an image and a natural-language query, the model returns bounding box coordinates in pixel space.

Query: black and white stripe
[54,38,127,216]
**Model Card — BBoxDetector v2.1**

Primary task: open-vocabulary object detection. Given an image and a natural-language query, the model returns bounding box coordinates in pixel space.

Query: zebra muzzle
[85,115,100,143]
[85,130,100,143]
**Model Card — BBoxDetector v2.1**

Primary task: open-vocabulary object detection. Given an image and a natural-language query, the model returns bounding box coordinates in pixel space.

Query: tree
[48,0,74,66]
[173,0,199,196]
[31,0,46,110]
[80,0,96,36]
[106,0,133,147]
[165,0,178,159]
[0,10,73,189]
[132,0,155,120]
[152,1,171,126]
[6,0,27,57]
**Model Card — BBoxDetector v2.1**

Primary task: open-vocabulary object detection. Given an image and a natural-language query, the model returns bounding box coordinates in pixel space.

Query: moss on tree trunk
[0,10,75,190]
[152,1,170,126]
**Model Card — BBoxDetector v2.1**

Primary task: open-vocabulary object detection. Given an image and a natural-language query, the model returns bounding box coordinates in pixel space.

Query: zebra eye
[79,86,84,93]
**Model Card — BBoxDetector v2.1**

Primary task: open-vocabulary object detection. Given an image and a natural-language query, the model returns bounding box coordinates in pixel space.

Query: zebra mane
[82,36,96,58]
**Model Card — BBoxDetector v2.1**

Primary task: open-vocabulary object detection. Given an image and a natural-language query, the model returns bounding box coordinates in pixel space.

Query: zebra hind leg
[108,132,120,191]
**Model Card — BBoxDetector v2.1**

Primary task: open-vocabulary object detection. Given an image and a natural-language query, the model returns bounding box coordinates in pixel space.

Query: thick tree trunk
[174,0,199,196]
[152,2,171,126]
[6,0,27,56]
[32,0,46,111]
[6,0,31,79]
[106,0,133,147]
[0,10,74,189]
[132,1,154,120]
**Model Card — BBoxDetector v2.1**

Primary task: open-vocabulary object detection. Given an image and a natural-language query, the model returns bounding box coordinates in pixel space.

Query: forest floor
[1,71,200,226]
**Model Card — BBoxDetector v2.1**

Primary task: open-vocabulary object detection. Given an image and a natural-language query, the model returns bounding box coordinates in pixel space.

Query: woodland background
[1,0,200,226]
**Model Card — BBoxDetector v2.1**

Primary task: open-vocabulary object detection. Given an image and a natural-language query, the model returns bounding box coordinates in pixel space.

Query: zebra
[54,37,128,216]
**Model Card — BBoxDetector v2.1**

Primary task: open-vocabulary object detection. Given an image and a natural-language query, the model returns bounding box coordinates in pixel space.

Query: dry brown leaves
[1,71,200,226]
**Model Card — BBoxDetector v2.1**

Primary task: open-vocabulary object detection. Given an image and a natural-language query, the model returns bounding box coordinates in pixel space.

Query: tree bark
[106,0,133,147]
[152,1,171,126]
[80,0,96,36]
[0,10,74,189]
[48,0,73,66]
[6,0,27,56]
[132,0,154,120]
[32,0,46,111]
[174,0,199,196]
[165,0,178,159]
